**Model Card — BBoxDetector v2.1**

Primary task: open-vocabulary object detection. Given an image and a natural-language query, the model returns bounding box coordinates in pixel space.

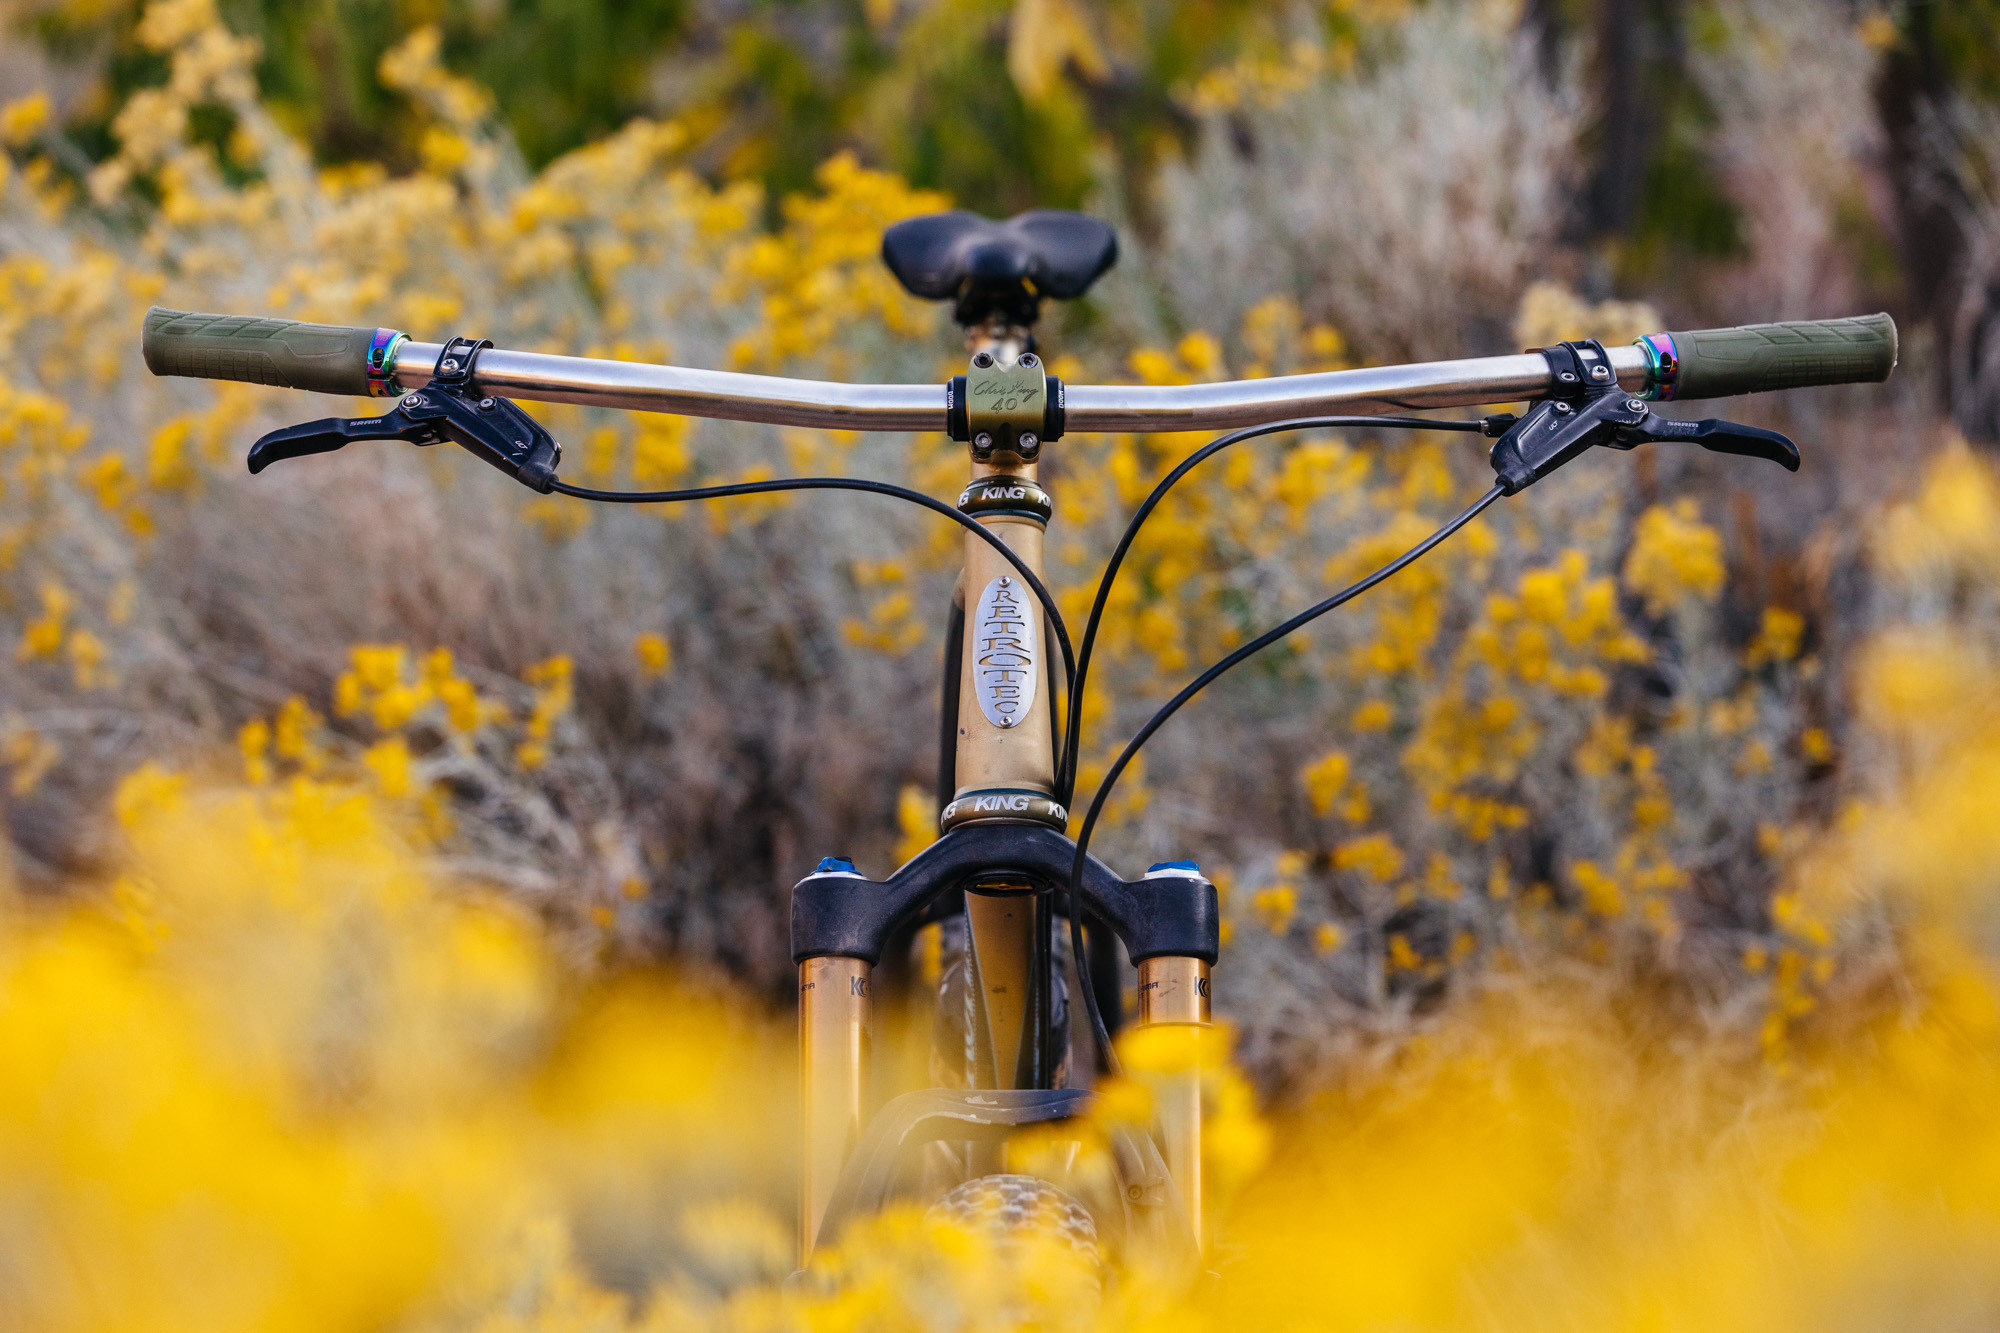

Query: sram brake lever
[246,336,563,493]
[1487,383,1797,496]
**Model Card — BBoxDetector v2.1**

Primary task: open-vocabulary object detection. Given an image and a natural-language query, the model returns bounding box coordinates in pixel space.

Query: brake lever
[1611,413,1800,470]
[1486,339,1799,494]
[248,406,444,473]
[245,336,565,492]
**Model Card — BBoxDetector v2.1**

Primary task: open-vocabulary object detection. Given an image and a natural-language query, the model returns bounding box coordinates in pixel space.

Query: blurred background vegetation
[6,1,2000,1324]
[3,0,2000,1010]
[6,0,1995,288]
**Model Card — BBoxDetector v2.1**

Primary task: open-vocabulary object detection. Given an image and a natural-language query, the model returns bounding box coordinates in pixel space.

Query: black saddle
[881,209,1117,328]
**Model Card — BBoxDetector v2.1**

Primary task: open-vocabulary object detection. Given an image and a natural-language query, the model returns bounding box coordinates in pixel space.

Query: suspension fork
[792,830,1219,1263]
[1138,952,1211,1250]
[800,955,870,1257]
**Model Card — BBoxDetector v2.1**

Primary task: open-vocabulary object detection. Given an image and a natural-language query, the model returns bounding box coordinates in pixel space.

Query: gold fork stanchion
[1137,954,1211,1250]
[800,955,872,1262]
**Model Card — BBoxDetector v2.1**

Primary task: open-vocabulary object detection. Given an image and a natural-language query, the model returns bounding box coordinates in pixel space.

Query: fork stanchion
[1137,954,1211,1251]
[800,955,872,1261]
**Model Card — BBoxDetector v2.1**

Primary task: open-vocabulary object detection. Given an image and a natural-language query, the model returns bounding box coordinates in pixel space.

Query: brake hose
[1066,483,1506,1077]
[549,476,1077,778]
[1055,415,1486,807]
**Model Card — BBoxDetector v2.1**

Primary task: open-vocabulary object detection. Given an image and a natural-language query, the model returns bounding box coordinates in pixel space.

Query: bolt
[971,351,995,369]
[1018,432,1038,451]
[1627,399,1647,412]
[1558,371,1577,382]
[479,398,496,409]
[402,394,422,408]
[973,431,994,451]
[1019,353,1038,368]
[1555,402,1574,414]
[1590,365,1610,380]
[442,358,460,373]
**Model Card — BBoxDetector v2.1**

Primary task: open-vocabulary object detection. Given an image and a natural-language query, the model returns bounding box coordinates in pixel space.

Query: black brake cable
[1067,483,1506,1077]
[1055,415,1485,808]
[1051,414,1487,1079]
[548,476,1077,778]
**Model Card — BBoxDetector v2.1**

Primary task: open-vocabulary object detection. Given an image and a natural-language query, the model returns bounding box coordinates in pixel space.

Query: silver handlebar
[388,339,1654,433]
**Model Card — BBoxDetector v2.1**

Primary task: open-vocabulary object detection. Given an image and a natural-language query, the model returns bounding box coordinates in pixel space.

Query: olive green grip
[1658,312,1896,400]
[142,306,380,397]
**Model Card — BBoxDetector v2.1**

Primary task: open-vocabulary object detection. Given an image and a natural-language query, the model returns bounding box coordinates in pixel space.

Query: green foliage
[1911,0,2000,100]
[17,0,1280,215]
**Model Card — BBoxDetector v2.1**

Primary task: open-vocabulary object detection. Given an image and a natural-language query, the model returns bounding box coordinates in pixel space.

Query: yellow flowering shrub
[1623,498,1728,615]
[0,1,1991,1322]
[0,0,1855,1068]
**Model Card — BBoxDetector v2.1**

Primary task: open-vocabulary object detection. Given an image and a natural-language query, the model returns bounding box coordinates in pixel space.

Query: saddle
[881,209,1117,328]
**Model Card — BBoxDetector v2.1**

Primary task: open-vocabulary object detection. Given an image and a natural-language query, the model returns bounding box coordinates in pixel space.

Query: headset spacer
[939,787,1069,833]
[957,475,1053,523]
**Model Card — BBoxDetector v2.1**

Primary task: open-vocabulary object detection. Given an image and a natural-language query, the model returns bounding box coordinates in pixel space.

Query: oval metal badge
[972,575,1038,729]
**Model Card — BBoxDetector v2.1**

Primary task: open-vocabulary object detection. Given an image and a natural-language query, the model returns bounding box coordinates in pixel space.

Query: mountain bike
[141,207,1896,1275]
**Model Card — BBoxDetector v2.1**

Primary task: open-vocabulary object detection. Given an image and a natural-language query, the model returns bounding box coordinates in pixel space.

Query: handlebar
[143,306,1896,432]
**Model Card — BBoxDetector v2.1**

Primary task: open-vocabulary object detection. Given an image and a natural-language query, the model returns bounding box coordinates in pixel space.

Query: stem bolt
[442,358,460,373]
[973,431,994,451]
[971,351,995,369]
[1018,432,1038,451]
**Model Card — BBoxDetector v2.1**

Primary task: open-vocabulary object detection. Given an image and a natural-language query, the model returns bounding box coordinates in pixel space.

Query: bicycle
[141,206,1896,1276]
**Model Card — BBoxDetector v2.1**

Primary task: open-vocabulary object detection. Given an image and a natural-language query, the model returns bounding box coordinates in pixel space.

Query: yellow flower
[634,631,673,677]
[1745,606,1806,668]
[1333,833,1404,883]
[1296,740,1344,816]
[1623,500,1725,615]
[147,418,196,490]
[1351,699,1393,732]
[632,414,690,483]
[1572,860,1623,916]
[17,582,69,660]
[1875,438,2000,583]
[1253,885,1297,934]
[351,644,408,692]
[112,761,188,828]
[894,784,936,865]
[363,736,414,798]
[0,92,50,145]
[273,697,321,760]
[238,718,271,785]
[1386,933,1421,971]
